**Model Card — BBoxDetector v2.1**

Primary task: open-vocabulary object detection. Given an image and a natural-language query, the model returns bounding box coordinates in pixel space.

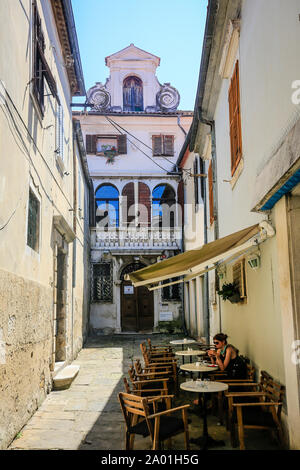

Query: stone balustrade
[90,227,182,250]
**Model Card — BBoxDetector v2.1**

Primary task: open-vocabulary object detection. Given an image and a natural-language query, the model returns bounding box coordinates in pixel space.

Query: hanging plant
[102,145,118,165]
[217,282,241,303]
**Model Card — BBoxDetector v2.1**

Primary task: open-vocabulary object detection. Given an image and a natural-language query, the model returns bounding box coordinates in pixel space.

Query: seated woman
[208,333,247,379]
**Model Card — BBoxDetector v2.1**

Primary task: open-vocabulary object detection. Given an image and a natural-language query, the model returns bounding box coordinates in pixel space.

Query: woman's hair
[213,333,228,344]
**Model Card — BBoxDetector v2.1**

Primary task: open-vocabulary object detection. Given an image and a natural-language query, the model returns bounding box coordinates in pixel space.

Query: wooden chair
[140,341,175,360]
[119,392,190,450]
[210,359,256,425]
[226,372,285,449]
[127,367,169,395]
[147,338,174,355]
[141,351,178,388]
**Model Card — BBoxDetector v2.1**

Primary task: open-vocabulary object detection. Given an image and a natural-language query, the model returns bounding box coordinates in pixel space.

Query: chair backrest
[140,342,147,356]
[123,377,131,393]
[147,338,153,351]
[128,366,138,389]
[135,359,143,374]
[246,363,255,381]
[119,392,153,437]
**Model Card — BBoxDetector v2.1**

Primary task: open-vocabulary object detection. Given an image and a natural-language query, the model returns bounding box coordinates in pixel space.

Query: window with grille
[162,279,181,301]
[228,60,242,176]
[152,135,174,157]
[32,1,58,116]
[232,259,247,299]
[92,263,113,302]
[27,189,40,252]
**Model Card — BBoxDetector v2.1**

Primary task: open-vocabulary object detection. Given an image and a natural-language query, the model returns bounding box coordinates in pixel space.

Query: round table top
[180,380,228,394]
[180,362,219,373]
[175,350,206,357]
[170,339,196,345]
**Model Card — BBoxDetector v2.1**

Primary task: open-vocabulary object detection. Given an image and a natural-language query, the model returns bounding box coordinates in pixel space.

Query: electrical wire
[105,115,194,178]
[106,115,177,166]
[0,85,87,241]
[104,115,172,173]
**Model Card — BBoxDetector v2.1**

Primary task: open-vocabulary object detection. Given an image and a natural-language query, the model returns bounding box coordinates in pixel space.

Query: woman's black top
[220,344,247,379]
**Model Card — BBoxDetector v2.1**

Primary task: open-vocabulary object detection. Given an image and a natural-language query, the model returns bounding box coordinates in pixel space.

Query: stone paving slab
[9,334,279,450]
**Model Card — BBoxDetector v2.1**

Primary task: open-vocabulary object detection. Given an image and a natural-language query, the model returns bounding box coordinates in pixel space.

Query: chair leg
[129,414,138,450]
[183,409,190,450]
[152,416,160,450]
[236,407,246,450]
[125,431,131,450]
[217,391,224,425]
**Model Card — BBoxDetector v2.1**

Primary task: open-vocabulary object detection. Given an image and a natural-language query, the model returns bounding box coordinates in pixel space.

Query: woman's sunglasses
[213,341,220,345]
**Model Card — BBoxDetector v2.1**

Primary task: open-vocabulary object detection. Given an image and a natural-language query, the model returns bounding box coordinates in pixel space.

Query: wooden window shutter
[117,134,127,154]
[228,60,242,176]
[86,135,97,154]
[208,161,214,225]
[152,135,163,156]
[138,182,151,227]
[194,158,199,207]
[163,135,174,156]
[233,259,246,298]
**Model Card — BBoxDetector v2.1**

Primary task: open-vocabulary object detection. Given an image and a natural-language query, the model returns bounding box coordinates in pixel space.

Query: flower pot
[228,293,241,303]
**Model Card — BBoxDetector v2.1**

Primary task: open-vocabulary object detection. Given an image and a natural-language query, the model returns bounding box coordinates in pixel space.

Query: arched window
[123,76,143,112]
[152,184,176,229]
[95,184,119,228]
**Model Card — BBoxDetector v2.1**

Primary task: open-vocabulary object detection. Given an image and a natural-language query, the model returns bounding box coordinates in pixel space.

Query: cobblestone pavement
[9,334,279,450]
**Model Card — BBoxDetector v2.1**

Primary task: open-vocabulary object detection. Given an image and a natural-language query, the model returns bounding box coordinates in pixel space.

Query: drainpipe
[198,111,221,341]
[71,130,78,361]
[177,114,187,138]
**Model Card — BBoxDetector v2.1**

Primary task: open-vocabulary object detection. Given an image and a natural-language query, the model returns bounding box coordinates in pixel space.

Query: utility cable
[105,115,196,178]
[104,116,171,173]
[0,86,86,241]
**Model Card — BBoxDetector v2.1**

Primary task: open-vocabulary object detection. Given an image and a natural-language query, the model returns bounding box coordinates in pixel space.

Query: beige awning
[126,224,261,287]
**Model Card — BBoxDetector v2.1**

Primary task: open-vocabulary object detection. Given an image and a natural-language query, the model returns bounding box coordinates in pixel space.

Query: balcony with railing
[90,227,182,252]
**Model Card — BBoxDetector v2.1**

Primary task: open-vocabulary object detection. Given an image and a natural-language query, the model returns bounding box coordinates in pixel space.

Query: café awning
[126,223,270,288]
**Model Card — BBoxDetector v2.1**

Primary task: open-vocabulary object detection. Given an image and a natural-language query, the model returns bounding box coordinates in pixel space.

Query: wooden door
[121,281,154,332]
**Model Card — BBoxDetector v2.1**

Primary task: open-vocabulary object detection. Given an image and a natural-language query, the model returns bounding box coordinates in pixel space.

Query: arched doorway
[120,262,154,332]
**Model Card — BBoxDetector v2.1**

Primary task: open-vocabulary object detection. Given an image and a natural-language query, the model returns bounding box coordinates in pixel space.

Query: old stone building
[74,44,193,334]
[0,0,91,449]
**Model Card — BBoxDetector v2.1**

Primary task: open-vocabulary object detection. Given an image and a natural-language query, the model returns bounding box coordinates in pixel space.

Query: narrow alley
[9,334,279,451]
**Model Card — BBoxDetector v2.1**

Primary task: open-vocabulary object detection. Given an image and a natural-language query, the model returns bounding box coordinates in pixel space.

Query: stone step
[53,365,80,391]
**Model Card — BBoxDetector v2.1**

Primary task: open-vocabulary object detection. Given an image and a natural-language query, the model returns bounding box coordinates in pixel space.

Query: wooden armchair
[127,366,169,395]
[141,351,178,387]
[226,372,285,449]
[119,392,190,450]
[211,359,256,425]
[147,338,174,355]
[140,341,175,360]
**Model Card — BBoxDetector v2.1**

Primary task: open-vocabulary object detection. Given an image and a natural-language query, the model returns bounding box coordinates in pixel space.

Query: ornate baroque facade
[74,44,193,333]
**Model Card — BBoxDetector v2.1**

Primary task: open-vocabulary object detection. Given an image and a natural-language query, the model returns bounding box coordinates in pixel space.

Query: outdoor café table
[180,362,218,379]
[175,349,206,366]
[170,339,197,350]
[180,380,228,450]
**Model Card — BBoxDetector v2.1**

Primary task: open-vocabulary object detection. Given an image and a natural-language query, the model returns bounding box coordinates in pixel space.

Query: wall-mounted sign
[159,311,173,321]
[124,286,134,294]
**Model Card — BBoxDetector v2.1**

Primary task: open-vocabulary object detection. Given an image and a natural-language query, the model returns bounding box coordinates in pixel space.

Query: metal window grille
[162,279,181,301]
[92,263,113,302]
[27,189,40,252]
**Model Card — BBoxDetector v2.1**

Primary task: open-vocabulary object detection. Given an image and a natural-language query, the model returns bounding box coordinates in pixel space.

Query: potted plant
[217,282,241,303]
[102,145,118,164]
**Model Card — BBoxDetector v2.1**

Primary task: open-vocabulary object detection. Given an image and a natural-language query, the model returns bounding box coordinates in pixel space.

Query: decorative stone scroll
[156,83,180,112]
[86,82,111,111]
